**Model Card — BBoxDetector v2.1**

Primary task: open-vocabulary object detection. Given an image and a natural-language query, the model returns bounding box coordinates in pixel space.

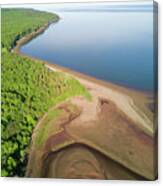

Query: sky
[1,0,154,12]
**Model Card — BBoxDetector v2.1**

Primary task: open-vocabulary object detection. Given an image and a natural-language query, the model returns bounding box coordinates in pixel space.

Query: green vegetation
[2,8,59,51]
[1,8,91,177]
[34,103,80,149]
[34,108,63,149]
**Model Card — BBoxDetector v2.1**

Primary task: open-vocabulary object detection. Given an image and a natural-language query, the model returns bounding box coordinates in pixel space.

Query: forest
[1,8,91,177]
[2,8,59,51]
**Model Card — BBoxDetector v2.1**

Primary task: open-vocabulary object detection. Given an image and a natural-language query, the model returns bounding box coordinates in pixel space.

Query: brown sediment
[45,130,70,150]
[26,102,79,177]
[99,97,153,145]
[41,143,145,180]
[12,18,157,180]
[64,95,155,180]
[24,55,156,179]
[26,95,156,180]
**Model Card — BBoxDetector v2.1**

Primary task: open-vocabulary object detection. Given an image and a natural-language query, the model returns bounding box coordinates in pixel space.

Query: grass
[34,108,63,148]
[34,102,80,149]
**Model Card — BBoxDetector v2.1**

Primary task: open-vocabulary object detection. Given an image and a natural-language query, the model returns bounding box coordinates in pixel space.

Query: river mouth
[20,10,154,93]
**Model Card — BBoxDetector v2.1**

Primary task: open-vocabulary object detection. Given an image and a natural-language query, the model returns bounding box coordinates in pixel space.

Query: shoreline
[4,9,156,180]
[14,25,152,96]
[12,17,153,98]
[11,14,151,96]
[12,19,59,53]
[46,63,154,134]
[12,16,154,136]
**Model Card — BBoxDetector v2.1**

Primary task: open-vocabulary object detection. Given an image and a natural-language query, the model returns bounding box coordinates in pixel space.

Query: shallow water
[21,9,154,92]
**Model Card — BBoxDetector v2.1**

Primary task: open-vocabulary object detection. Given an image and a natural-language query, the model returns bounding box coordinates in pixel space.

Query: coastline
[12,19,59,53]
[3,8,157,180]
[26,58,156,179]
[11,14,150,97]
[12,17,154,137]
[9,11,157,180]
[46,63,154,134]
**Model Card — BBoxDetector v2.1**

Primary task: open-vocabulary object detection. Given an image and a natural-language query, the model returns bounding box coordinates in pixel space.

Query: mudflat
[26,62,156,180]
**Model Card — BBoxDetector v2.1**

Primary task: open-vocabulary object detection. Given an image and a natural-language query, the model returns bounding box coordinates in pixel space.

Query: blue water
[21,9,154,92]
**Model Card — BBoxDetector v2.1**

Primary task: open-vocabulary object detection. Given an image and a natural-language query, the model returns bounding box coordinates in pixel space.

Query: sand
[45,64,154,136]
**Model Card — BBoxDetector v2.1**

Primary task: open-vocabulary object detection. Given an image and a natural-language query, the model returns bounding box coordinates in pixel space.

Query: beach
[13,30,154,136]
[45,63,154,135]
